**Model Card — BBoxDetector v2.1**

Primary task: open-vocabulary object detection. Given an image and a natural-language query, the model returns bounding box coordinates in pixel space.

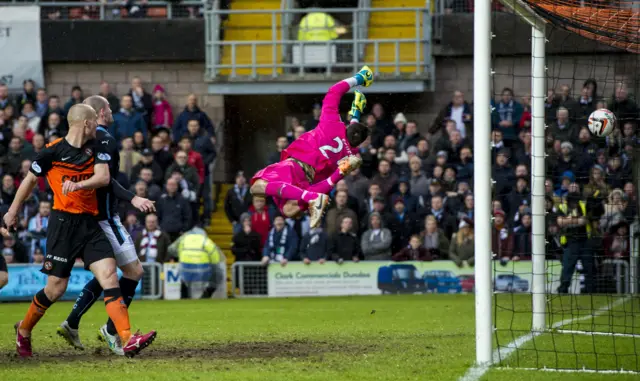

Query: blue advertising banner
[0,265,142,301]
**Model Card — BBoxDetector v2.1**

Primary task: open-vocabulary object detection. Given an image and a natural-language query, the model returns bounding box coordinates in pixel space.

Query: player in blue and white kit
[57,95,156,355]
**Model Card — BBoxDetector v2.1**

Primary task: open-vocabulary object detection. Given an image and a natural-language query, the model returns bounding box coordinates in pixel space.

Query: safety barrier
[204,6,433,81]
[0,262,162,301]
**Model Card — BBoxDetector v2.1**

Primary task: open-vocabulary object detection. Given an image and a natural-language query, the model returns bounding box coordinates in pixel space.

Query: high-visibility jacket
[557,200,591,246]
[177,233,222,282]
[297,12,338,41]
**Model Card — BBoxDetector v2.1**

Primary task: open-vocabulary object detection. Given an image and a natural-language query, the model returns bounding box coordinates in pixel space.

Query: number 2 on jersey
[319,137,343,159]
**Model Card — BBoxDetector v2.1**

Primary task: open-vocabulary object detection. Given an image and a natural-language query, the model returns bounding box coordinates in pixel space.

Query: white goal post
[473,0,548,367]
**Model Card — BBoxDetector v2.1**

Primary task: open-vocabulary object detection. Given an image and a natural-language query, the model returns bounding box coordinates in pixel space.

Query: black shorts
[0,253,6,273]
[43,210,114,278]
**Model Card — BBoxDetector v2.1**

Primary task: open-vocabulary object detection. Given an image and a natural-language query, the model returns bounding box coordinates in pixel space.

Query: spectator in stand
[512,209,532,261]
[185,119,216,174]
[345,168,370,201]
[169,169,198,224]
[357,135,378,178]
[360,183,382,217]
[557,84,579,120]
[583,164,610,199]
[330,180,360,217]
[128,76,153,127]
[136,213,173,263]
[409,156,429,200]
[152,85,173,130]
[604,218,630,259]
[606,151,627,190]
[63,85,84,115]
[361,212,392,260]
[27,200,50,255]
[267,136,288,166]
[261,215,298,266]
[398,120,422,154]
[550,107,579,145]
[599,189,630,233]
[34,88,48,118]
[514,130,532,166]
[99,81,120,114]
[392,178,420,213]
[178,136,204,185]
[173,94,214,141]
[113,95,146,141]
[136,168,163,200]
[433,90,473,139]
[248,196,273,249]
[456,146,474,184]
[21,102,40,136]
[232,213,262,262]
[385,196,416,253]
[325,190,358,236]
[305,103,321,131]
[504,176,530,219]
[165,150,200,193]
[372,102,393,141]
[449,217,475,267]
[15,80,37,113]
[329,216,361,264]
[5,137,30,176]
[3,104,16,128]
[424,194,457,239]
[40,111,63,140]
[577,85,596,125]
[0,84,13,110]
[132,131,146,152]
[492,87,523,144]
[393,234,433,261]
[130,148,163,185]
[421,215,449,259]
[371,159,398,197]
[119,136,142,180]
[460,192,474,220]
[124,212,144,243]
[299,226,329,265]
[32,247,44,264]
[382,148,408,178]
[610,82,639,122]
[492,149,515,198]
[392,113,407,142]
[157,177,192,242]
[2,234,29,263]
[492,209,513,262]
[225,171,252,234]
[151,134,174,171]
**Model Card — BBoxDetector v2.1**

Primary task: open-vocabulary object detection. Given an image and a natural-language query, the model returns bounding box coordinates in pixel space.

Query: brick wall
[45,62,227,179]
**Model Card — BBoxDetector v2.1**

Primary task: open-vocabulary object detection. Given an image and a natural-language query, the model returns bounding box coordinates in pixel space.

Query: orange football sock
[22,289,53,332]
[104,288,131,344]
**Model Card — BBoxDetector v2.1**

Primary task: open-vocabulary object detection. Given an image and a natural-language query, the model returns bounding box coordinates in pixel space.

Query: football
[588,108,616,137]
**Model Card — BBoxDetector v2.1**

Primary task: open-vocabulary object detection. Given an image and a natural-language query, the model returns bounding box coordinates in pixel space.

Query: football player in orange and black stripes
[2,104,156,358]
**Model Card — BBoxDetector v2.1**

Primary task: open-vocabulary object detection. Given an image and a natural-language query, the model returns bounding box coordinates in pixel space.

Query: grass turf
[0,294,638,381]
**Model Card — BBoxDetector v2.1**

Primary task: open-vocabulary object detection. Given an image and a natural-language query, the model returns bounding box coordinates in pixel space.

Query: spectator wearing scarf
[262,216,298,264]
[136,214,173,263]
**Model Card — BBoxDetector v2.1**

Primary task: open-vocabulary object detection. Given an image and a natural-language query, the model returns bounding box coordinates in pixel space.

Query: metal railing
[204,7,432,81]
[3,1,207,20]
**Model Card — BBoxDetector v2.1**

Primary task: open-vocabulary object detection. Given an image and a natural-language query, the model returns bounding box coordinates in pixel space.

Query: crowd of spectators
[227,80,638,293]
[0,78,217,266]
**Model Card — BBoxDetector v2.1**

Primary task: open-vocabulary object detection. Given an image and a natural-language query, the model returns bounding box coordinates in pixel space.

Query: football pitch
[0,295,638,381]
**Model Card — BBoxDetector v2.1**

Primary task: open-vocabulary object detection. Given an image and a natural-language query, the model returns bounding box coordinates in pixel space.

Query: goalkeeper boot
[308,194,330,229]
[355,65,374,87]
[338,155,363,176]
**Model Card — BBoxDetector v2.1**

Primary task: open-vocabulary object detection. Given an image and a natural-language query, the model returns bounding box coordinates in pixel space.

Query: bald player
[57,95,155,355]
[3,104,156,358]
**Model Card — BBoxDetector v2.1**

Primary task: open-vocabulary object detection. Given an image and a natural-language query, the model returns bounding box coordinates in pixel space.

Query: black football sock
[66,277,103,329]
[106,277,139,336]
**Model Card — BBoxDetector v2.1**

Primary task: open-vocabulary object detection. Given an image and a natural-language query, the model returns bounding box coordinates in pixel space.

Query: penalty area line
[458,296,630,381]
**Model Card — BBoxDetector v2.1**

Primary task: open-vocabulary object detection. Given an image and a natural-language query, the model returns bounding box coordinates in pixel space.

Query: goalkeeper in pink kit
[251,66,374,228]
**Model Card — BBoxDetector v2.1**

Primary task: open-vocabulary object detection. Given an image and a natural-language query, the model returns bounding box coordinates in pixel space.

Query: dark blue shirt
[95,126,121,221]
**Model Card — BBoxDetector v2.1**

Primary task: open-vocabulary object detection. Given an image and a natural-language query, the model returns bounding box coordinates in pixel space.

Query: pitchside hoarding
[267,260,565,297]
[0,265,141,301]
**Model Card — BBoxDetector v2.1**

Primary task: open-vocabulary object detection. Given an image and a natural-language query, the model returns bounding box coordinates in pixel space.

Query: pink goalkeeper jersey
[281,81,358,182]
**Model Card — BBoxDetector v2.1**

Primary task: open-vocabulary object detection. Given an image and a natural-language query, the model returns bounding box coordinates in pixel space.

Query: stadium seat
[364,0,424,74]
[220,0,283,76]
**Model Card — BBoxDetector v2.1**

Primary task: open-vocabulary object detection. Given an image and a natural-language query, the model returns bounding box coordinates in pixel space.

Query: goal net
[489,0,640,374]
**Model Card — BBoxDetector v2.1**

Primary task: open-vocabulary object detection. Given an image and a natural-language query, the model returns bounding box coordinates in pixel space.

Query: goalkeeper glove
[349,90,367,123]
[354,65,374,87]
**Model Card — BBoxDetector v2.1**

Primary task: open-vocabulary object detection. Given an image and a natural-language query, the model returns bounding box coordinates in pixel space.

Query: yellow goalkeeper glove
[349,90,367,122]
[354,65,374,87]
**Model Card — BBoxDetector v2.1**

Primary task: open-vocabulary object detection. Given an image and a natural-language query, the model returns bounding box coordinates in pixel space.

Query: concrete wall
[44,62,228,178]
